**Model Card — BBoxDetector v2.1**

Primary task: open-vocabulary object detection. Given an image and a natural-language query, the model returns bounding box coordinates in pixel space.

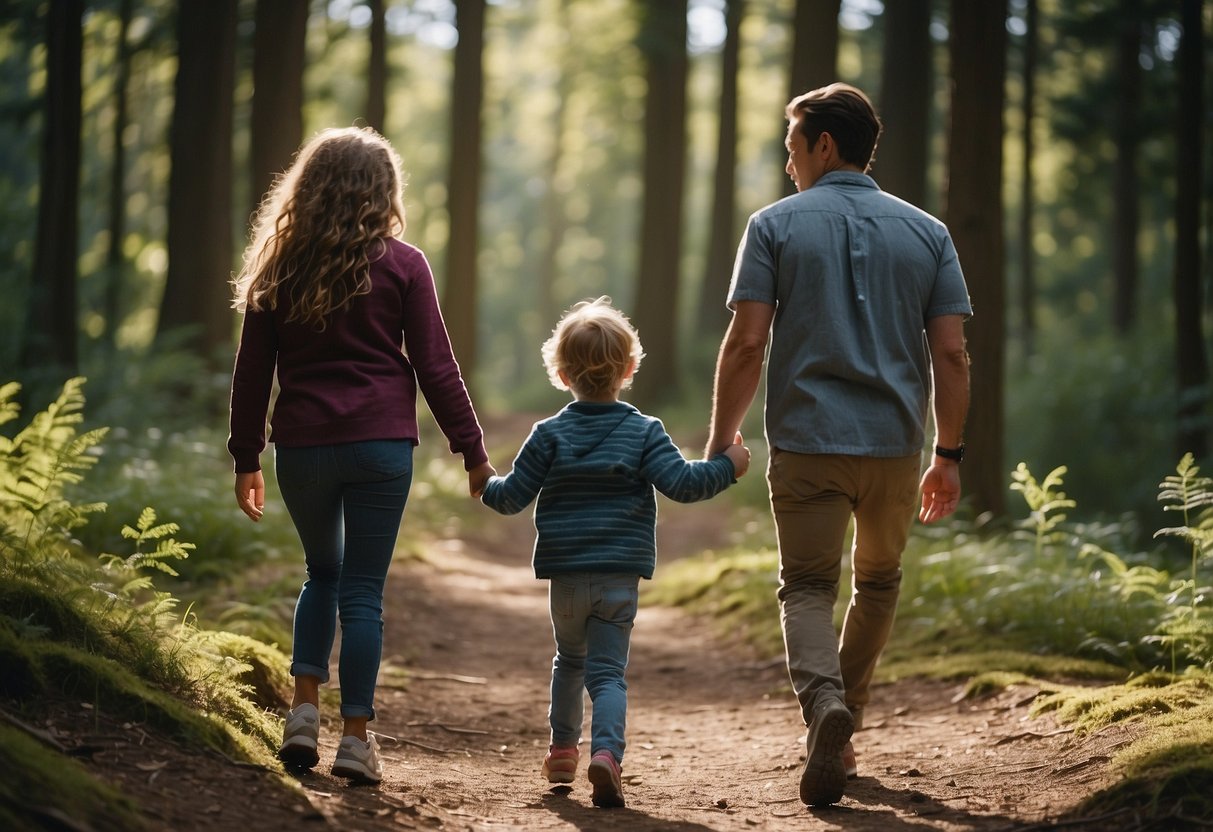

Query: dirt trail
[44,501,1130,831]
[275,508,1126,832]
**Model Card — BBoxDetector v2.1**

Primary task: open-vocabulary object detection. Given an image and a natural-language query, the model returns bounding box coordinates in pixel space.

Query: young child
[229,127,494,784]
[479,297,750,808]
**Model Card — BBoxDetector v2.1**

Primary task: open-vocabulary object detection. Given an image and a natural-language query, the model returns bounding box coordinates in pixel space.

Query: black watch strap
[935,444,965,462]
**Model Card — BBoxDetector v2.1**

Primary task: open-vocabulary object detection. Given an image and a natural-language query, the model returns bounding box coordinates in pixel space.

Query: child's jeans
[275,439,413,721]
[547,572,640,765]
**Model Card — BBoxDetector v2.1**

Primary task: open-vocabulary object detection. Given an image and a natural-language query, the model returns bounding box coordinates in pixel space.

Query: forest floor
[37,496,1141,832]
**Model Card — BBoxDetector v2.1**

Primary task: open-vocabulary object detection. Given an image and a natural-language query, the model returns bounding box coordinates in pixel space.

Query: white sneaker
[278,703,320,768]
[332,734,384,784]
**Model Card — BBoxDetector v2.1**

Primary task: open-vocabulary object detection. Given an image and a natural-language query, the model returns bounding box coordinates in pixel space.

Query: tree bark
[365,0,387,133]
[1018,0,1037,352]
[697,0,744,342]
[630,0,688,406]
[103,0,133,352]
[23,0,84,377]
[251,0,308,217]
[158,0,238,358]
[1112,0,1142,335]
[875,0,930,209]
[536,0,573,335]
[1173,0,1208,461]
[442,0,486,386]
[784,0,840,197]
[947,0,1007,517]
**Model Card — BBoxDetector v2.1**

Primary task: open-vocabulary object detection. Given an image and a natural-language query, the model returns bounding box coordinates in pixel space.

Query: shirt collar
[813,170,879,190]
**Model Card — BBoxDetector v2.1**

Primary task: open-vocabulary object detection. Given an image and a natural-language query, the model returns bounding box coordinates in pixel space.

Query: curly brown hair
[233,127,406,328]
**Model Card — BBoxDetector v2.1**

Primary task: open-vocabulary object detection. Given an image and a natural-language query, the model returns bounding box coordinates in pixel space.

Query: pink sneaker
[541,745,579,784]
[587,751,625,808]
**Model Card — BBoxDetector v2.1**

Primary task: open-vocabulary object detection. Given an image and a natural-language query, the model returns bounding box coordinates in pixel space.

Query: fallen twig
[1050,754,1110,776]
[993,727,1074,745]
[0,706,67,753]
[406,721,489,735]
[406,670,488,685]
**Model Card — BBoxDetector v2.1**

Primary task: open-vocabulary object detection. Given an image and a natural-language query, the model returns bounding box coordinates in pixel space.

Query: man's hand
[468,461,496,497]
[235,471,265,522]
[918,462,960,523]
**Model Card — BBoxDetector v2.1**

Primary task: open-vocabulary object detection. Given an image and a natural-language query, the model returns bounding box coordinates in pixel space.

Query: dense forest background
[1,0,1210,527]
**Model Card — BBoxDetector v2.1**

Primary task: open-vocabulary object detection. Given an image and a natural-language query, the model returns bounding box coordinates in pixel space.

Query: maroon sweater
[228,238,488,474]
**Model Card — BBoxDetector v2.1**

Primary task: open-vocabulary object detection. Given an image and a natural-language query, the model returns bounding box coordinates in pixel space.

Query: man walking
[705,83,971,807]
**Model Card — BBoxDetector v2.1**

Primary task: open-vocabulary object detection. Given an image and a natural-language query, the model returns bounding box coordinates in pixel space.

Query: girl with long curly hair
[228,127,495,784]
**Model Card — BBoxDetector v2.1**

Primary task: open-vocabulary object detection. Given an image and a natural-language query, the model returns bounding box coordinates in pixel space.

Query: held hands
[919,461,960,523]
[723,431,751,479]
[468,461,496,497]
[235,471,265,522]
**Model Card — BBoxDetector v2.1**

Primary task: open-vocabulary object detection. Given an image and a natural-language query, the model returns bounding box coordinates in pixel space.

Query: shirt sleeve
[727,212,778,309]
[925,232,973,320]
[638,421,736,503]
[480,424,552,515]
[227,308,278,474]
[399,250,489,470]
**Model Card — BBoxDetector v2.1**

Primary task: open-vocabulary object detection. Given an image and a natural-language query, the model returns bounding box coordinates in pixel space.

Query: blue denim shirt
[728,171,972,457]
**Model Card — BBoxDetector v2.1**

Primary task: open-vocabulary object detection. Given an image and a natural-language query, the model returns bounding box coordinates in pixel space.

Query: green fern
[1153,454,1213,668]
[0,378,109,556]
[1010,462,1078,560]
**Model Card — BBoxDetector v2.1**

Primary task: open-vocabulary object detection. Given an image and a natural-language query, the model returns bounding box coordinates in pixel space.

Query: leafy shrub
[0,378,290,764]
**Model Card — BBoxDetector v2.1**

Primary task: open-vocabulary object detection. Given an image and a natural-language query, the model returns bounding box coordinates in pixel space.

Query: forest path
[279,513,1127,832]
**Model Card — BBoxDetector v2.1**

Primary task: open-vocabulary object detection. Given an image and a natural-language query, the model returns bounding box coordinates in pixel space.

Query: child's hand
[468,461,496,497]
[724,431,751,479]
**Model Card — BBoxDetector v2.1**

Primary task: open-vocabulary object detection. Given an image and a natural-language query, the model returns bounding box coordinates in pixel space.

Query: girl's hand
[468,461,496,497]
[724,431,751,479]
[235,471,265,522]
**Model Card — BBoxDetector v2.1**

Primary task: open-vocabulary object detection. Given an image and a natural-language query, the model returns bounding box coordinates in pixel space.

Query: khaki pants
[767,450,921,727]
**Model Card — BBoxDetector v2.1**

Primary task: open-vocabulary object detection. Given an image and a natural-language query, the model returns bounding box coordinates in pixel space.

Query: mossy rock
[0,724,146,832]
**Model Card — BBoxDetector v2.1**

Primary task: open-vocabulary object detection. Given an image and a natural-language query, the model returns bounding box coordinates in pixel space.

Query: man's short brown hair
[786,83,883,172]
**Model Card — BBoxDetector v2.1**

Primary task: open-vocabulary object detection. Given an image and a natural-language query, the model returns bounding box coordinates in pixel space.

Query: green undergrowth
[959,669,1213,823]
[0,378,296,829]
[649,456,1213,826]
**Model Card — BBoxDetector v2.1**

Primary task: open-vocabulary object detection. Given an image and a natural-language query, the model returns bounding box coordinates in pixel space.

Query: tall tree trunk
[1174,0,1209,461]
[536,0,573,334]
[251,0,308,216]
[875,0,930,209]
[697,0,743,342]
[1018,0,1037,352]
[158,0,237,358]
[104,0,133,352]
[442,0,486,385]
[365,0,387,133]
[784,0,840,197]
[630,0,688,406]
[947,0,1007,517]
[23,0,83,378]
[1112,0,1142,335]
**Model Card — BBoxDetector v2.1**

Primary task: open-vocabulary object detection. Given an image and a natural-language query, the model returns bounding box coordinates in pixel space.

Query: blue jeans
[547,573,639,764]
[275,439,413,721]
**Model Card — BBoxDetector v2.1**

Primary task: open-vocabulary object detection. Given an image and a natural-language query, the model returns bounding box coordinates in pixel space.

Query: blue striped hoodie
[481,401,737,579]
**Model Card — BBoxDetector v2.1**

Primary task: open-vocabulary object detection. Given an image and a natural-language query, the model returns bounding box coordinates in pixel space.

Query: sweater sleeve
[639,421,736,503]
[399,250,489,470]
[480,424,552,515]
[227,308,278,474]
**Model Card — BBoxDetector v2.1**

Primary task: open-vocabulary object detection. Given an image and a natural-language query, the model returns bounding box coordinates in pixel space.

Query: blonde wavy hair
[542,297,645,399]
[233,126,406,328]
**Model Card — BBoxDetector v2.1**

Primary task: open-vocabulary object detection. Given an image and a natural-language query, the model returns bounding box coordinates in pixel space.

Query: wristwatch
[934,444,965,463]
